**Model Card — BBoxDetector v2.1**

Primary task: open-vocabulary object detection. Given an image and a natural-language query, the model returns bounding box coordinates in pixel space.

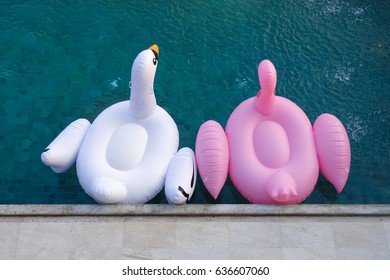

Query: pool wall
[1,204,390,216]
[1,204,389,260]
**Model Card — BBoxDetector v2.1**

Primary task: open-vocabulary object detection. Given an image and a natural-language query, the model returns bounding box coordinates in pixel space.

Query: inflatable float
[42,44,196,204]
[196,59,351,204]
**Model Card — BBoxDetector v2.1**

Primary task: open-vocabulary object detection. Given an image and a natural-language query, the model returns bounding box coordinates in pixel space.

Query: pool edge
[0,204,389,216]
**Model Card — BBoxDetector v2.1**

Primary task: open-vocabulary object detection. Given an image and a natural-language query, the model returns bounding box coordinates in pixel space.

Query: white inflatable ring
[42,45,197,204]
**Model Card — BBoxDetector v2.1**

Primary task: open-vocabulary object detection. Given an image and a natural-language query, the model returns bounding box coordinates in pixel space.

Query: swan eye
[152,58,157,65]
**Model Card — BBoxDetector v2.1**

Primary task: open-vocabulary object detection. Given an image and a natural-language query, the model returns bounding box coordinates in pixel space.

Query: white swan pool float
[42,45,196,204]
[196,59,351,204]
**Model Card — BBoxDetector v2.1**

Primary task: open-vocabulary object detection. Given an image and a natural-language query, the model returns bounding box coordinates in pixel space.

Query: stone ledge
[0,204,389,217]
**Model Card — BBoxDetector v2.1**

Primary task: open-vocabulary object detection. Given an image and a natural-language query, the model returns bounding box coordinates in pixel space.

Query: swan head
[129,44,160,119]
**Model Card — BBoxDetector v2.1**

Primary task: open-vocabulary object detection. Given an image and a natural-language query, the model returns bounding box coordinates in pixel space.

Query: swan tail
[88,177,128,204]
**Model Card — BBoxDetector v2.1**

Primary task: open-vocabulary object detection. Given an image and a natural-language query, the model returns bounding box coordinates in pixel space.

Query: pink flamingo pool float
[196,59,351,204]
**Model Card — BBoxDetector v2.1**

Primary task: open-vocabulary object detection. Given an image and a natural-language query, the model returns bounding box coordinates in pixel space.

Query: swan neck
[129,84,157,119]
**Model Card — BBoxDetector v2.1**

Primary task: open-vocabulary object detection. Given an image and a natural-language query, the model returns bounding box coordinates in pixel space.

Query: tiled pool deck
[0,204,389,260]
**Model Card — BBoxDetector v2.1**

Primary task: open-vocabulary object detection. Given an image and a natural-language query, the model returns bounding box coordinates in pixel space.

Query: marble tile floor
[0,207,389,260]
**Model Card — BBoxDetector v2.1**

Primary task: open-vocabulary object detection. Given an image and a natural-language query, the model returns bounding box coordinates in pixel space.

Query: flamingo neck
[254,89,275,115]
[253,59,277,116]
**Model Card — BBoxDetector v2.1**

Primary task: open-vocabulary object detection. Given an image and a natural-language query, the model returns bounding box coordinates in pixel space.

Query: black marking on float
[190,164,195,188]
[43,148,50,152]
[151,50,159,60]
[178,186,190,202]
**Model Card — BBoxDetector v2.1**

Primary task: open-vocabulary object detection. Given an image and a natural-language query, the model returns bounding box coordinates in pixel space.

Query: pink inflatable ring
[196,59,351,204]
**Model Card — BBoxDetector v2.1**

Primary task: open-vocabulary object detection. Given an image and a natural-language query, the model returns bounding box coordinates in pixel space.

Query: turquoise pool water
[0,0,389,204]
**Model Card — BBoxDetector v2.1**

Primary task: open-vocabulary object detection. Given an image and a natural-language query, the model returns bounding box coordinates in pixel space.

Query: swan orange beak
[149,44,159,60]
